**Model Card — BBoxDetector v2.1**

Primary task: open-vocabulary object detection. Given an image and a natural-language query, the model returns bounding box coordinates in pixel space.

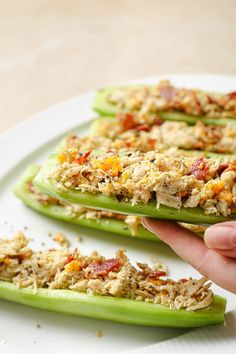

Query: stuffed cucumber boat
[0,233,226,327]
[93,80,236,126]
[34,148,236,224]
[13,164,159,242]
[46,121,236,166]
[90,115,236,157]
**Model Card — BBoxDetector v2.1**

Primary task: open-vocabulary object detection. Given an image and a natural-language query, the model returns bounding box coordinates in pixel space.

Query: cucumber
[93,87,235,126]
[0,281,226,327]
[14,165,159,242]
[34,155,236,225]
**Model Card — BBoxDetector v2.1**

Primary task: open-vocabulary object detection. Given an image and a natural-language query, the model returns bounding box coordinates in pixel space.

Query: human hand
[142,219,236,294]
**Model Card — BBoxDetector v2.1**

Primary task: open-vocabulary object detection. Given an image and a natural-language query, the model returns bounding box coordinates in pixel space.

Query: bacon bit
[160,86,176,101]
[136,262,148,271]
[194,142,204,149]
[217,163,229,175]
[225,161,236,172]
[190,158,209,180]
[205,125,222,140]
[207,95,214,104]
[153,117,164,126]
[65,248,78,265]
[149,271,167,277]
[144,270,167,284]
[228,91,236,100]
[179,278,188,283]
[148,138,156,150]
[119,113,137,131]
[119,113,163,132]
[148,278,167,286]
[80,259,88,268]
[178,191,189,198]
[91,258,123,276]
[74,150,92,164]
[125,141,132,148]
[193,294,202,301]
[137,263,167,278]
[136,124,151,132]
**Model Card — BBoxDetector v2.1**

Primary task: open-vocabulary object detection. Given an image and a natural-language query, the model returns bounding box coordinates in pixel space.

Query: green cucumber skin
[14,165,159,242]
[90,117,236,163]
[0,281,226,327]
[93,87,236,127]
[34,157,236,225]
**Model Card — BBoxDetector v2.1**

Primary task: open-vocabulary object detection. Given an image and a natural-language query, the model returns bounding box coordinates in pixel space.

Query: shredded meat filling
[107,80,236,119]
[0,233,213,311]
[53,149,236,216]
[92,117,236,154]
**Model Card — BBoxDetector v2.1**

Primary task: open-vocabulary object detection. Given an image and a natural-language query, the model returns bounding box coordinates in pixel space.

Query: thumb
[204,222,236,257]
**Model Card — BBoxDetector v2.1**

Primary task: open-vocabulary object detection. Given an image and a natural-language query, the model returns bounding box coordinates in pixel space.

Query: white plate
[0,74,236,354]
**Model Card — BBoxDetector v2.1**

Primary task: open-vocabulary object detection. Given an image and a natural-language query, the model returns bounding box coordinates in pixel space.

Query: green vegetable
[93,87,236,126]
[0,281,226,327]
[90,117,236,163]
[14,165,159,242]
[34,156,236,225]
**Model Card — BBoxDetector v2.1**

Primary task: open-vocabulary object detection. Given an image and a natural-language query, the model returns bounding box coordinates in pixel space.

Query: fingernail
[205,225,236,249]
[141,218,155,234]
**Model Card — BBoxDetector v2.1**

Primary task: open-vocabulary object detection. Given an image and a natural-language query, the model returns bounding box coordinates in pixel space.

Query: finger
[204,222,236,250]
[141,218,206,265]
[142,218,236,293]
[196,249,236,293]
[209,248,236,258]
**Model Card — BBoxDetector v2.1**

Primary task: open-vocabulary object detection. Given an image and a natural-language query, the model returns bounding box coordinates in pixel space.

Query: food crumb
[23,226,28,230]
[36,324,41,329]
[149,256,168,274]
[95,330,103,338]
[53,232,70,247]
[77,236,84,243]
[41,242,45,246]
